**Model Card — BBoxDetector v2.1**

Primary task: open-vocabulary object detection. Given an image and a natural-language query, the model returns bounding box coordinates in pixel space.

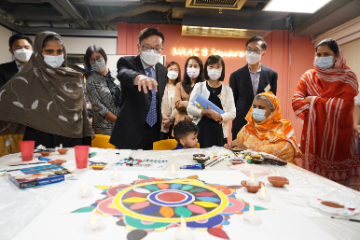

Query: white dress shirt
[133,59,156,85]
[249,65,261,96]
[15,60,23,72]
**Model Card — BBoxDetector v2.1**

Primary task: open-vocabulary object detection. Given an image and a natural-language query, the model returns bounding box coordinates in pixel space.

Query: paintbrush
[22,166,60,174]
[9,162,47,167]
[331,216,360,223]
[205,157,220,167]
[210,157,225,167]
[230,147,242,158]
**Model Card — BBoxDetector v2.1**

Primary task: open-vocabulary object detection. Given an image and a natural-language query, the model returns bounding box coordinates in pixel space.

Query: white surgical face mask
[252,108,267,122]
[167,70,178,80]
[14,49,33,62]
[315,56,334,69]
[43,54,64,69]
[246,52,262,65]
[141,49,161,66]
[91,59,106,73]
[207,68,222,81]
[186,68,200,79]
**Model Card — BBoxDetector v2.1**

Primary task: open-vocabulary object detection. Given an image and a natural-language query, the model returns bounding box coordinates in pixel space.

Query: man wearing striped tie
[110,28,167,150]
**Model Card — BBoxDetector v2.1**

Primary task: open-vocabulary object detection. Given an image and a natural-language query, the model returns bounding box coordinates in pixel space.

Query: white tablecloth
[0,147,359,240]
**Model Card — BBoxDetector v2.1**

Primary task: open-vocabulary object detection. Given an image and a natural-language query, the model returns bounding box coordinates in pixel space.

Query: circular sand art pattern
[71,177,267,240]
[114,181,228,222]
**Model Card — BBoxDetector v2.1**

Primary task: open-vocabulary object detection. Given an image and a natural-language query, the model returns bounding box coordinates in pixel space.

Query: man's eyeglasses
[246,49,263,54]
[141,45,163,53]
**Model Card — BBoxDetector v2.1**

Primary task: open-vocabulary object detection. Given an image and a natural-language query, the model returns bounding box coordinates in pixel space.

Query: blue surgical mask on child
[252,108,267,122]
[315,56,334,69]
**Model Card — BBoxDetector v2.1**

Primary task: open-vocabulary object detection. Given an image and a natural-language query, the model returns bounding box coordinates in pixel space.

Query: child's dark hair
[173,120,199,143]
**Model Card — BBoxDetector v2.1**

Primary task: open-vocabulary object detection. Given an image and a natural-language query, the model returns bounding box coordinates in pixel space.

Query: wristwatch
[168,117,174,123]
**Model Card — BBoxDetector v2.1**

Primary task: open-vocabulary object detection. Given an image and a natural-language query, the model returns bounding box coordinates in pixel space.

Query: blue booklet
[8,164,75,189]
[191,92,225,114]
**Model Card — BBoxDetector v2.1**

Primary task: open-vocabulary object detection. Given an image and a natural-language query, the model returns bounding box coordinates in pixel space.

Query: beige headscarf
[0,31,94,139]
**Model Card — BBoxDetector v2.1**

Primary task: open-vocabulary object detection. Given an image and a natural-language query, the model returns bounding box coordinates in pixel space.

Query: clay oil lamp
[241,171,263,193]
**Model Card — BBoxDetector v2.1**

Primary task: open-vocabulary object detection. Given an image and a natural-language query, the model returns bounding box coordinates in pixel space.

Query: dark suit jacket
[230,64,278,140]
[0,60,26,136]
[0,61,18,89]
[110,55,167,149]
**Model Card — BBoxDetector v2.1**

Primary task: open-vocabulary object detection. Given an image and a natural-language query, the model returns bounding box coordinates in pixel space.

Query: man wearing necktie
[110,28,167,150]
[230,36,278,140]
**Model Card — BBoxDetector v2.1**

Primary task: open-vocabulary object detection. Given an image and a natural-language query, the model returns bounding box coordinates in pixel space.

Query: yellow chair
[91,134,115,149]
[153,139,200,150]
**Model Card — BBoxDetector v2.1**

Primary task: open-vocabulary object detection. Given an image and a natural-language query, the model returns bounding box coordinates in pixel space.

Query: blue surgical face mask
[252,108,267,122]
[315,56,334,69]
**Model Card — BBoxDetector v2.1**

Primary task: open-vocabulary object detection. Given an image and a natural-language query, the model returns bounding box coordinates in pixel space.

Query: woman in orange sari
[292,39,360,190]
[227,92,302,164]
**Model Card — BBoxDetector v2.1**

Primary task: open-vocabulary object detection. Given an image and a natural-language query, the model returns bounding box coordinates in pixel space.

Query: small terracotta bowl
[57,149,68,155]
[48,159,67,165]
[39,152,51,156]
[268,176,289,187]
[241,180,264,193]
[230,160,244,165]
[91,167,105,170]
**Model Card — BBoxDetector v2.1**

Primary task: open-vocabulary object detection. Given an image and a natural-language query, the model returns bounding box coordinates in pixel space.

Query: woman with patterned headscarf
[227,91,302,164]
[292,39,360,191]
[0,31,94,148]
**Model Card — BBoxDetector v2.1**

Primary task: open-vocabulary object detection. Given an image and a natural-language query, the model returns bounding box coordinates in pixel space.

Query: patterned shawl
[0,31,94,139]
[245,91,302,158]
[292,50,360,190]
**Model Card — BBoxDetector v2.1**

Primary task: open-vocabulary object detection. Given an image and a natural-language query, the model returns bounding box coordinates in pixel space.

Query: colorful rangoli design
[72,175,267,240]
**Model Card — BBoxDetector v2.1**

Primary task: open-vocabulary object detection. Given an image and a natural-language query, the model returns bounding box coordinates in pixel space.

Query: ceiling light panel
[263,0,331,13]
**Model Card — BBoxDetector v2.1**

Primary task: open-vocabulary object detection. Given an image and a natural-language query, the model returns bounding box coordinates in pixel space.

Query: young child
[173,120,199,150]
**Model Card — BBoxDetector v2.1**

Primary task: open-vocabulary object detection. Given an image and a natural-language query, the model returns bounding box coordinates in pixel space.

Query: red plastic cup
[20,141,35,161]
[74,145,90,169]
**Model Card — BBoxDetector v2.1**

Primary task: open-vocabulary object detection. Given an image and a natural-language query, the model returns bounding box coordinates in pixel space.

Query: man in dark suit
[0,34,33,88]
[110,28,167,150]
[0,34,33,157]
[230,36,278,140]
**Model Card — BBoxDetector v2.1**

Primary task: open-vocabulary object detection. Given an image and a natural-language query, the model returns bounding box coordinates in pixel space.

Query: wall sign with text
[173,48,246,58]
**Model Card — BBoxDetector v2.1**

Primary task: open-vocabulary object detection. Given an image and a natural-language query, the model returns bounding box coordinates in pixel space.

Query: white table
[0,147,359,240]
